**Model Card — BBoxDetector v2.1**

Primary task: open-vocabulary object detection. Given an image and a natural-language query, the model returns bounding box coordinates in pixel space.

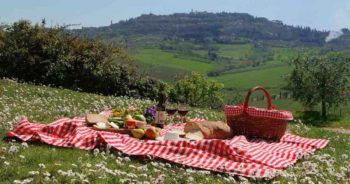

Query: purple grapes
[144,106,156,123]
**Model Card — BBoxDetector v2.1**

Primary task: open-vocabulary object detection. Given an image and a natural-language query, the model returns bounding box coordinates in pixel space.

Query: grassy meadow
[0,80,350,183]
[213,66,291,90]
[134,49,214,74]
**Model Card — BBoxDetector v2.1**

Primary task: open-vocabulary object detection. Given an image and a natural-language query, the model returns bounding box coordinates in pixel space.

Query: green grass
[136,62,190,82]
[134,48,214,74]
[1,80,349,183]
[212,66,291,90]
[216,44,254,60]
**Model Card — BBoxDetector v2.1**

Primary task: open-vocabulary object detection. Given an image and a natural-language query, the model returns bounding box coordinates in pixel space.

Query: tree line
[0,20,225,108]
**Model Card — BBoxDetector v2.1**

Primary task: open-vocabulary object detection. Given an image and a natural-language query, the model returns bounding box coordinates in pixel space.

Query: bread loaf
[85,114,109,125]
[184,121,232,139]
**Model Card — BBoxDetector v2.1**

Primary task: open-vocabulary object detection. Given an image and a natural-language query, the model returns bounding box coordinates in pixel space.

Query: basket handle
[243,86,272,112]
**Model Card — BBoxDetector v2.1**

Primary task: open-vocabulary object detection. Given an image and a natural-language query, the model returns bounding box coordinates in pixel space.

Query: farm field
[134,48,214,74]
[213,66,291,90]
[133,44,296,85]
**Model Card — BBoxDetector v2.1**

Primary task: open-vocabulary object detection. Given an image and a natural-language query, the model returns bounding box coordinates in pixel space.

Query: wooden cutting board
[91,127,131,135]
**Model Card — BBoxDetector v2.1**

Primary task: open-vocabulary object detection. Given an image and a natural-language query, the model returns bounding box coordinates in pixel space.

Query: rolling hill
[72,12,350,100]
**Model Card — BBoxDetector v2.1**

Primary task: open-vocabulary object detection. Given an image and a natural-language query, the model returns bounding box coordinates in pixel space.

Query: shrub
[0,20,158,99]
[170,72,224,108]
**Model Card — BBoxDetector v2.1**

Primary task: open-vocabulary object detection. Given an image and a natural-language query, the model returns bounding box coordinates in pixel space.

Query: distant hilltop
[73,11,350,47]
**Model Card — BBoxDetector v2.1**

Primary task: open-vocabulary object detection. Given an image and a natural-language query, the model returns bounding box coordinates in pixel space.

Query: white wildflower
[55,163,62,166]
[28,171,40,175]
[223,177,230,182]
[44,177,51,182]
[139,173,148,177]
[137,165,148,171]
[43,171,51,177]
[38,163,46,169]
[93,148,99,156]
[341,154,349,160]
[154,174,165,184]
[186,169,196,173]
[198,170,210,175]
[21,142,29,148]
[150,161,159,167]
[8,145,19,153]
[13,178,33,184]
[115,159,122,165]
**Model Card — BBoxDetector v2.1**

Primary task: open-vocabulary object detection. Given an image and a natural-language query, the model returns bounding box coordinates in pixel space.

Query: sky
[1,0,350,31]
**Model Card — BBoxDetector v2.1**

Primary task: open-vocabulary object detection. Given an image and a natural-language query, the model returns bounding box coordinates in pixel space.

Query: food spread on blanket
[84,105,235,141]
[85,106,164,140]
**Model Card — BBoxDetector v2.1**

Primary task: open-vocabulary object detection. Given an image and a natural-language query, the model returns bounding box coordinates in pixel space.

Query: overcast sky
[1,0,349,31]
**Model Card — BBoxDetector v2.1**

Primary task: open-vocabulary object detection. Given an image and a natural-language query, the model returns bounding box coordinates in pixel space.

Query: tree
[0,27,4,47]
[208,49,217,61]
[170,72,224,108]
[286,52,350,118]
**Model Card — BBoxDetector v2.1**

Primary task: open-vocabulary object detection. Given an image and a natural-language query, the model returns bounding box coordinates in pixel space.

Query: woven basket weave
[224,86,293,140]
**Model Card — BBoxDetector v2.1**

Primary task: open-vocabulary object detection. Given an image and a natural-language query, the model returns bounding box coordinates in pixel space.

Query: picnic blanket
[6,112,329,178]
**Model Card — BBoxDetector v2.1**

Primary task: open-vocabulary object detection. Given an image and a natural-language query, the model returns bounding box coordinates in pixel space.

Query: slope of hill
[75,12,331,46]
[0,80,350,183]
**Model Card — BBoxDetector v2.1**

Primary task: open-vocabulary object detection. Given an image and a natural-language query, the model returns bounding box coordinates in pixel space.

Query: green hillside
[213,66,291,89]
[134,48,214,74]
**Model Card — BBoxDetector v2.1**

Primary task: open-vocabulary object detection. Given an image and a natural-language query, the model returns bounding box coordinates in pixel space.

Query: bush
[0,20,158,99]
[170,72,224,108]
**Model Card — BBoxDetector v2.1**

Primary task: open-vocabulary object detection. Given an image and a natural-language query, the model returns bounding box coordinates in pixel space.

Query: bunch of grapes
[144,106,156,123]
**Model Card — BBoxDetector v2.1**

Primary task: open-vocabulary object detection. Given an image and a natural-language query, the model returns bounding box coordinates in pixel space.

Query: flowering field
[0,79,349,184]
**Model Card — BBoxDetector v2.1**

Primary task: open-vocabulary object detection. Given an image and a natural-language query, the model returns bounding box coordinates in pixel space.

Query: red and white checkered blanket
[6,113,328,178]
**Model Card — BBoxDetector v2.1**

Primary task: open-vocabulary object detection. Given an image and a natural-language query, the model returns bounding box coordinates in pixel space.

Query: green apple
[133,114,146,122]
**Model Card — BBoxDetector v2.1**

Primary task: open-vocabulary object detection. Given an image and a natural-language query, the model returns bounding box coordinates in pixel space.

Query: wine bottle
[154,91,167,128]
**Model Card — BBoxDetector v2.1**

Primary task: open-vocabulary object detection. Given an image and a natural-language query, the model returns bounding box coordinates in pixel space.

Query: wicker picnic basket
[224,86,293,140]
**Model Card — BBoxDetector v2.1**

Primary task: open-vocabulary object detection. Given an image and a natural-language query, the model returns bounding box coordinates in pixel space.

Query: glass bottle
[154,91,167,128]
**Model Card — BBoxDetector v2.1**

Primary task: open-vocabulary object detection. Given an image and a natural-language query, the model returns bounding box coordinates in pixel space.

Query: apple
[145,127,160,139]
[133,114,147,122]
[131,129,145,139]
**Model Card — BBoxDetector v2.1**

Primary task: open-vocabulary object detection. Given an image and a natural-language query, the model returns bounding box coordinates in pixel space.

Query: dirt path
[322,127,350,134]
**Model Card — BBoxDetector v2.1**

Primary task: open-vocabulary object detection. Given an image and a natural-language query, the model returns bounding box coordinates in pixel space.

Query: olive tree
[286,52,350,118]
